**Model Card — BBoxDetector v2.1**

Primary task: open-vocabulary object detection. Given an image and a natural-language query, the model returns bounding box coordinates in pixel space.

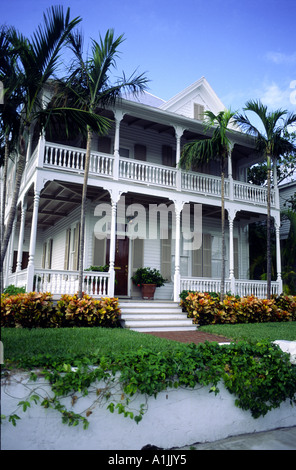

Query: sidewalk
[173,426,296,450]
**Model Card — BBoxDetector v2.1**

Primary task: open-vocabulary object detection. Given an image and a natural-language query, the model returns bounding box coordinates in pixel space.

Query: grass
[1,321,295,366]
[1,327,188,364]
[200,322,296,342]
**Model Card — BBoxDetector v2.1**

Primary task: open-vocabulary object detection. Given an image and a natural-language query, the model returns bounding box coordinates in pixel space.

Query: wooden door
[107,236,129,296]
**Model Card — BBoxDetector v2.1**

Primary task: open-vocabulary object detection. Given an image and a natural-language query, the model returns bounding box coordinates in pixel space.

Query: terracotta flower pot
[141,284,156,300]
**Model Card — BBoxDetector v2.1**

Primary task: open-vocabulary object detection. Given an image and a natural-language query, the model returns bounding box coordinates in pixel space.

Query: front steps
[119,301,197,332]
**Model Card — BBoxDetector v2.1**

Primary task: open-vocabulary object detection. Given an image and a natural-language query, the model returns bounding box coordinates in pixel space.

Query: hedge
[1,292,121,328]
[180,292,296,325]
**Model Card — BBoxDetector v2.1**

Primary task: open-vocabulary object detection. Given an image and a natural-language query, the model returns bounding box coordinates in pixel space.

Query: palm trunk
[266,153,272,299]
[0,134,26,286]
[220,153,226,300]
[0,138,9,294]
[78,126,93,298]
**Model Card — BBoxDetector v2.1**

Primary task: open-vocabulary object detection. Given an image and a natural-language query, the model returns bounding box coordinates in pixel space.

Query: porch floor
[144,330,232,344]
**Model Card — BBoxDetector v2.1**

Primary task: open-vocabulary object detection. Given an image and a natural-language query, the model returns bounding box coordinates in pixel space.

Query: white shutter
[194,103,205,121]
[161,229,171,281]
[93,237,106,266]
[234,237,239,278]
[64,229,71,270]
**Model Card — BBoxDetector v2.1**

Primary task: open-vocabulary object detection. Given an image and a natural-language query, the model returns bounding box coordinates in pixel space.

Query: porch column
[228,142,234,200]
[113,110,125,180]
[26,188,41,292]
[16,200,27,272]
[174,126,184,191]
[7,217,17,279]
[107,189,123,297]
[274,214,283,294]
[173,200,184,302]
[227,207,237,294]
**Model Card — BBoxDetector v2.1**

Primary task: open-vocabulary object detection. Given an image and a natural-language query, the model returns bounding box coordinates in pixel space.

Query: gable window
[194,103,205,121]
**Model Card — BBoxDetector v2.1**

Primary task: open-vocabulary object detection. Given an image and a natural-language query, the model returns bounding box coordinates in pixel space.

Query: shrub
[181,292,296,325]
[3,285,26,296]
[55,293,121,328]
[1,292,54,328]
[131,267,166,287]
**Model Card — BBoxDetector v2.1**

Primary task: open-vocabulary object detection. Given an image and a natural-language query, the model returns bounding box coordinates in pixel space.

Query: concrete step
[119,300,196,332]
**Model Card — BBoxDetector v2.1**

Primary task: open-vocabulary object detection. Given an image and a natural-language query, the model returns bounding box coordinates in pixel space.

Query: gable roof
[159,77,226,118]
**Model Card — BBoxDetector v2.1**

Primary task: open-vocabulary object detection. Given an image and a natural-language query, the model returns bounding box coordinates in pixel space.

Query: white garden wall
[2,342,296,451]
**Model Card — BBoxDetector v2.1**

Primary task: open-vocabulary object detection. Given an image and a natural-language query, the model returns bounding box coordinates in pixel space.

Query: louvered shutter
[64,229,71,270]
[161,229,171,281]
[162,145,175,167]
[194,103,205,121]
[98,136,111,154]
[134,144,146,161]
[234,237,239,278]
[73,223,80,271]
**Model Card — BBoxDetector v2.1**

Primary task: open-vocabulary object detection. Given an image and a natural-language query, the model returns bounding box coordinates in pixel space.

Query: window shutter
[203,234,212,277]
[93,237,106,266]
[64,229,71,270]
[42,242,47,269]
[73,223,80,271]
[134,144,146,161]
[98,136,111,154]
[48,239,53,269]
[191,234,212,277]
[162,145,175,167]
[194,103,205,121]
[234,237,239,278]
[132,238,144,273]
[161,229,171,281]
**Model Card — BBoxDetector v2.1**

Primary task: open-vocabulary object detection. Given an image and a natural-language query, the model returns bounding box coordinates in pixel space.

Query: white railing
[234,181,275,206]
[34,269,109,297]
[119,157,177,188]
[40,141,276,208]
[180,277,280,298]
[44,142,114,177]
[235,280,279,298]
[181,171,229,197]
[180,277,231,294]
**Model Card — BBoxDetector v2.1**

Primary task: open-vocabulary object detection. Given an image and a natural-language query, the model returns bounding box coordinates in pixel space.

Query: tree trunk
[220,153,226,300]
[78,126,93,298]
[266,153,272,299]
[0,139,9,294]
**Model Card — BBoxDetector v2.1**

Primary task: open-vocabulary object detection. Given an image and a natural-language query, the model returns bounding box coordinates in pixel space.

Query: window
[194,103,205,121]
[191,234,212,277]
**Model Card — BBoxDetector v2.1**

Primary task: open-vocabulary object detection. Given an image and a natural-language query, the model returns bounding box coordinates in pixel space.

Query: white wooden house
[3,77,283,307]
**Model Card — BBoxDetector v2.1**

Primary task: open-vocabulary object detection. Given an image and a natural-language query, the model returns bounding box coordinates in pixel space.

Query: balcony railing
[40,141,276,208]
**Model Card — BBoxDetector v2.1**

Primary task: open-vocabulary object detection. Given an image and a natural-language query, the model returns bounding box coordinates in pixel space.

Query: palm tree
[62,29,148,297]
[0,6,81,280]
[179,109,236,299]
[234,100,296,298]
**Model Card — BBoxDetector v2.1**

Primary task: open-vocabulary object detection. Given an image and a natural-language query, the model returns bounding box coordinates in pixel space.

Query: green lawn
[1,321,295,367]
[200,322,296,342]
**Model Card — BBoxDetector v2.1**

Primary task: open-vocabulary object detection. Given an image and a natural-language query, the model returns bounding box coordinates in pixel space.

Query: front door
[107,236,129,296]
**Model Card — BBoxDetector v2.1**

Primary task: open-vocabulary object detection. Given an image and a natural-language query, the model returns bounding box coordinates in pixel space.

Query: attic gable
[159,77,226,121]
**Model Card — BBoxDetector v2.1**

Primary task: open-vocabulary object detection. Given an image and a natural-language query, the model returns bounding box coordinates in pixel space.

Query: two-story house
[3,77,283,306]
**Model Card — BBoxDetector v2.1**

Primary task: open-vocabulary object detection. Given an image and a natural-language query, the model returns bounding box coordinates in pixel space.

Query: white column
[228,142,234,200]
[8,217,17,276]
[16,200,27,272]
[107,189,122,297]
[227,207,236,294]
[174,126,184,192]
[274,215,283,294]
[173,200,184,302]
[113,110,125,180]
[26,188,40,292]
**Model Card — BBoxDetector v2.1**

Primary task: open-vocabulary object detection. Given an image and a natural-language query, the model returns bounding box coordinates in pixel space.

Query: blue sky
[1,0,296,114]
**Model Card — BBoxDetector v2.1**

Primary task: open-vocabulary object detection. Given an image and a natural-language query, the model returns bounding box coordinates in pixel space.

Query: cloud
[260,82,291,108]
[265,51,296,65]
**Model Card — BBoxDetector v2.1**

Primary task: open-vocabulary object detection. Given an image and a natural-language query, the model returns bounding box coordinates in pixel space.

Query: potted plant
[131,267,166,300]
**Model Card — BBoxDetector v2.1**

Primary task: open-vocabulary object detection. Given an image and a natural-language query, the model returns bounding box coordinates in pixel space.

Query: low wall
[2,344,296,451]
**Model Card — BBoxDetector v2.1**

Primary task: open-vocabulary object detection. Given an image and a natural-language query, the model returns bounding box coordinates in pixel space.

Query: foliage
[200,322,296,343]
[56,293,121,328]
[3,284,26,295]
[2,341,296,429]
[1,292,121,328]
[1,292,54,327]
[85,265,109,272]
[181,291,296,325]
[131,267,166,287]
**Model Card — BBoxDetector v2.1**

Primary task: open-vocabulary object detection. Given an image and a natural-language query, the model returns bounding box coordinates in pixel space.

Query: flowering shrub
[181,292,296,325]
[1,292,54,328]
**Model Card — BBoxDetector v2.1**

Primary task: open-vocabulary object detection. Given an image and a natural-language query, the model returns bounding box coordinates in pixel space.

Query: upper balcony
[29,140,276,210]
